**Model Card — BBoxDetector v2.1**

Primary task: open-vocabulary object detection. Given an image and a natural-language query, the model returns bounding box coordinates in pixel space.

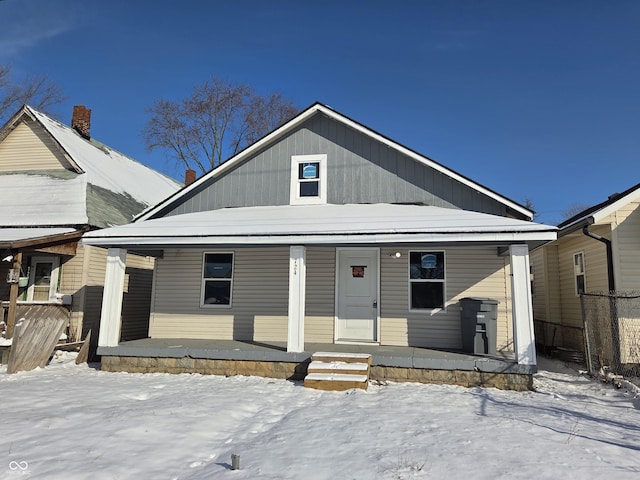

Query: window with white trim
[290,154,327,205]
[573,252,585,295]
[409,251,445,309]
[201,252,234,307]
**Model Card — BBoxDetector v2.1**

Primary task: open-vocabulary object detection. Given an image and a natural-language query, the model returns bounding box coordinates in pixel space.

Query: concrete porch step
[304,373,369,391]
[305,352,372,391]
[311,351,372,365]
[307,360,369,376]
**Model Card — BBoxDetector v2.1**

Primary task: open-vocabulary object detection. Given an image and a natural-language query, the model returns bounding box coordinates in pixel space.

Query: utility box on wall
[460,297,499,355]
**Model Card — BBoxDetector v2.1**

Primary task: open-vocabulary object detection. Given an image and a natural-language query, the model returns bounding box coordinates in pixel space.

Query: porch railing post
[287,246,306,353]
[98,248,127,348]
[509,244,537,365]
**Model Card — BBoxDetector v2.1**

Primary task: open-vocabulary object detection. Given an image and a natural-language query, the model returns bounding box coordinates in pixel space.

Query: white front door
[336,249,379,342]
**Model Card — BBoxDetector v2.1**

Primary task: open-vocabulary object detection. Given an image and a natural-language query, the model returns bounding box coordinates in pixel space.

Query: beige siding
[0,120,73,171]
[150,248,289,341]
[120,253,155,341]
[59,244,87,342]
[556,228,610,332]
[531,248,546,320]
[150,246,516,350]
[380,247,512,351]
[304,247,335,343]
[610,201,640,292]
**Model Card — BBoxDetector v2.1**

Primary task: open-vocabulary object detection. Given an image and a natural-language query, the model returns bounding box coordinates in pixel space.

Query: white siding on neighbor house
[150,247,290,341]
[0,120,73,171]
[379,246,513,351]
[609,201,640,292]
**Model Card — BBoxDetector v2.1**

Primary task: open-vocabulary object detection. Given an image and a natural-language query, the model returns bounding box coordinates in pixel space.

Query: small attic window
[290,154,327,205]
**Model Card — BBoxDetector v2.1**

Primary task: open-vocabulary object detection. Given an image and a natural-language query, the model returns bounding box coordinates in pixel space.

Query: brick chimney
[71,105,92,139]
[185,169,196,186]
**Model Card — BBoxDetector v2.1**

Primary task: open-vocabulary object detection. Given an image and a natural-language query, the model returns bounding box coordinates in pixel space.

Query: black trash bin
[459,297,499,355]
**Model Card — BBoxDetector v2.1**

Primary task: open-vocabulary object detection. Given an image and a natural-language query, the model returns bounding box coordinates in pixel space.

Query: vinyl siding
[150,248,290,341]
[59,244,87,342]
[0,120,73,171]
[149,246,515,350]
[304,247,335,343]
[555,227,610,351]
[380,247,513,351]
[609,201,640,292]
[164,114,510,218]
[531,248,546,321]
[120,253,155,341]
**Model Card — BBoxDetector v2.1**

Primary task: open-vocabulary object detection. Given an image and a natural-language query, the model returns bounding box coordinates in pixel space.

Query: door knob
[372,299,378,308]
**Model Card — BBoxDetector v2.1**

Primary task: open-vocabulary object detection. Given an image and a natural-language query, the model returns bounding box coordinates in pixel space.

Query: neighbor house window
[201,252,234,307]
[409,251,445,310]
[25,256,60,302]
[290,154,327,205]
[573,252,585,295]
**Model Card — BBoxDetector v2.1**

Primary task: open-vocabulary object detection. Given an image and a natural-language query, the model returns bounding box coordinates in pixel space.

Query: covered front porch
[98,338,534,390]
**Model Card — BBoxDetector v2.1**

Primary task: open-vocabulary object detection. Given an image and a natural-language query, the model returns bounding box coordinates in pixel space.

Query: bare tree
[0,64,65,122]
[561,203,591,222]
[143,77,299,175]
[522,197,539,221]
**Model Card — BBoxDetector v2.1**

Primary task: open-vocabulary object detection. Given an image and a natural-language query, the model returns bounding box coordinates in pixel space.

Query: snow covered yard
[1,354,639,479]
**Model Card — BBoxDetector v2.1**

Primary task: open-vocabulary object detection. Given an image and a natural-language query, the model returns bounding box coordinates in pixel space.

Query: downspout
[581,224,614,291]
[582,223,620,371]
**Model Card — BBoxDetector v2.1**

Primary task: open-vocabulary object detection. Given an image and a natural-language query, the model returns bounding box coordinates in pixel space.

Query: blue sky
[1,0,638,224]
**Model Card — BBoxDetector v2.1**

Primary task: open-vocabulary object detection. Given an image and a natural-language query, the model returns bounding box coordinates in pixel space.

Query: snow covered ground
[1,353,639,479]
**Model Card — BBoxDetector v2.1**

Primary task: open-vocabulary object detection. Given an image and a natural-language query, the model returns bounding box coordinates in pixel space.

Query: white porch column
[287,245,306,353]
[98,248,127,348]
[509,244,536,365]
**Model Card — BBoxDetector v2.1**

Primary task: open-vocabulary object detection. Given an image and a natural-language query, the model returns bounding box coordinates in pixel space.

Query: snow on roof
[84,203,556,247]
[0,227,77,243]
[28,106,179,207]
[0,173,88,226]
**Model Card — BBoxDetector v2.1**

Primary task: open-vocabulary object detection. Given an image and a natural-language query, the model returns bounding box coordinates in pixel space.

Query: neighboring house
[84,102,555,386]
[0,105,180,357]
[531,183,640,355]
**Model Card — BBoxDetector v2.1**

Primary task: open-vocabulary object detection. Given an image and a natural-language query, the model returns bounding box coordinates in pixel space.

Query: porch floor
[98,338,534,375]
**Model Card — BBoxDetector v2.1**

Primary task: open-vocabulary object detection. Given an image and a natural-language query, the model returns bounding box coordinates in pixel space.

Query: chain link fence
[581,291,640,387]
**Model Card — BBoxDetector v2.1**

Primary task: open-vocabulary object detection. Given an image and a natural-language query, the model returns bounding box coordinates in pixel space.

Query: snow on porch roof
[83,204,557,248]
[0,227,79,247]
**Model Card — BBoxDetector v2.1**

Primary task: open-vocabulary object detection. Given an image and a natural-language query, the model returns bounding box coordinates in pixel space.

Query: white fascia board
[591,188,640,224]
[82,230,556,247]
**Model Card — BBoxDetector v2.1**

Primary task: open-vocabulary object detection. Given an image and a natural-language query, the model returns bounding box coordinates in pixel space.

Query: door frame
[26,255,60,302]
[334,247,380,344]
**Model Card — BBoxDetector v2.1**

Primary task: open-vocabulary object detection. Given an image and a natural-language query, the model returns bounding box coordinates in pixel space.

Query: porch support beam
[509,244,536,365]
[287,245,306,353]
[98,248,127,348]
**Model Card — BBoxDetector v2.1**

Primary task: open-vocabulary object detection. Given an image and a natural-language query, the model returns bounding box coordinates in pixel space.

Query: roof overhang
[0,228,83,250]
[85,204,556,249]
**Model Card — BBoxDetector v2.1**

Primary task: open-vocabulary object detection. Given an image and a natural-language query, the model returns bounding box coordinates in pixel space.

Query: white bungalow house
[84,102,556,389]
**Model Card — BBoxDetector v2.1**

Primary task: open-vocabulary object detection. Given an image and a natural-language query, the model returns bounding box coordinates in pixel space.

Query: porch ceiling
[83,203,556,248]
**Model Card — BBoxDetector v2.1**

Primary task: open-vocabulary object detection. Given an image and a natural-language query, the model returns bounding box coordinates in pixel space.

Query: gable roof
[557,181,640,235]
[136,102,533,222]
[0,105,180,229]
